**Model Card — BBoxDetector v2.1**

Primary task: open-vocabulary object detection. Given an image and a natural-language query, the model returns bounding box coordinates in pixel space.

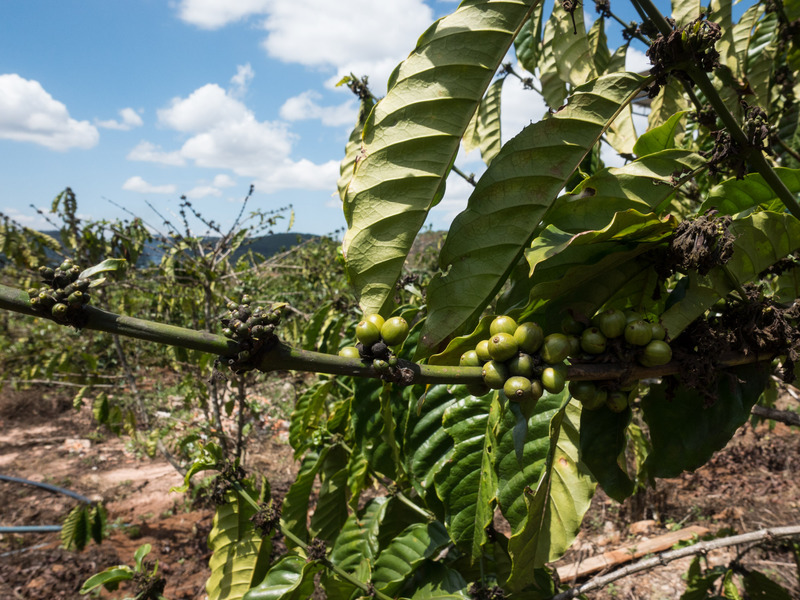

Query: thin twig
[552,525,800,600]
[751,404,800,427]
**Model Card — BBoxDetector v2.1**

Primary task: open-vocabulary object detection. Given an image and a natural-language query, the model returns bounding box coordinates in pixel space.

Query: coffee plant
[2,0,800,598]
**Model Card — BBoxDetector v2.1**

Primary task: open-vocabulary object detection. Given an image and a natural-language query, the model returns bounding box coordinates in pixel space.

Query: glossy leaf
[579,406,635,502]
[329,497,387,572]
[463,77,504,166]
[407,563,471,599]
[207,488,272,600]
[79,566,133,594]
[505,398,596,589]
[661,212,800,339]
[420,72,650,355]
[337,88,375,202]
[372,521,451,596]
[282,448,329,547]
[642,363,770,478]
[742,569,794,600]
[648,78,689,132]
[434,391,500,559]
[699,168,800,215]
[342,0,539,317]
[243,554,321,600]
[551,3,594,88]
[61,504,90,551]
[310,444,349,543]
[745,11,778,109]
[288,380,333,457]
[732,3,765,78]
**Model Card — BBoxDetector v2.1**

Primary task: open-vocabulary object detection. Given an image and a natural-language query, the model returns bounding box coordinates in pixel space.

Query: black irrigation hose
[0,473,93,504]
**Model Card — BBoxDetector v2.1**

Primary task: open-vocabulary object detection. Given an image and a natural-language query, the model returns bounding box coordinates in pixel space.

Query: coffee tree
[3,0,800,598]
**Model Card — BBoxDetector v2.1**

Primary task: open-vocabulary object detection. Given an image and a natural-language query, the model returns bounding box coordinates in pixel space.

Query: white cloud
[280,91,356,127]
[131,72,339,193]
[230,63,254,98]
[0,74,99,150]
[97,107,143,131]
[626,47,651,74]
[177,0,271,29]
[122,176,177,194]
[176,0,433,92]
[127,141,186,166]
[185,185,222,198]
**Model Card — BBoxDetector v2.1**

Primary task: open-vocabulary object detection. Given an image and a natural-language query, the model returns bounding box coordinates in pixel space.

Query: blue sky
[1,1,668,236]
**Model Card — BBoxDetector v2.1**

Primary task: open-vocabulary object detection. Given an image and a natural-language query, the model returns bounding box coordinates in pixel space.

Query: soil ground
[1,385,798,599]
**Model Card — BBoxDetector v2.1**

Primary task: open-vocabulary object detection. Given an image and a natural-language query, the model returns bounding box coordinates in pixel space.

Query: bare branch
[552,525,800,600]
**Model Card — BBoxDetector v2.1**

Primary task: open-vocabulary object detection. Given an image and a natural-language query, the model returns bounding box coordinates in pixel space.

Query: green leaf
[79,566,134,594]
[514,5,545,74]
[407,563,471,599]
[633,111,689,157]
[539,13,568,109]
[642,363,770,478]
[462,77,504,166]
[61,504,90,551]
[372,521,451,596]
[648,78,690,132]
[404,384,462,513]
[733,3,765,78]
[745,11,778,109]
[134,543,153,570]
[587,18,610,76]
[709,0,738,74]
[302,303,334,351]
[434,391,500,559]
[742,569,794,600]
[342,0,539,316]
[329,497,387,572]
[544,149,704,233]
[680,556,723,600]
[551,3,595,87]
[700,168,800,215]
[505,399,596,589]
[206,487,272,600]
[310,445,349,543]
[579,406,634,502]
[722,570,742,599]
[243,554,321,600]
[282,448,329,547]
[337,91,376,202]
[671,0,701,27]
[420,71,650,355]
[288,380,333,457]
[170,442,224,493]
[661,212,800,339]
[90,503,107,545]
[78,258,127,280]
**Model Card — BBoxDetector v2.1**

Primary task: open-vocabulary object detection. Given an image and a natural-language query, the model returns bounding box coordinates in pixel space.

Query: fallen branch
[551,525,800,600]
[751,404,800,427]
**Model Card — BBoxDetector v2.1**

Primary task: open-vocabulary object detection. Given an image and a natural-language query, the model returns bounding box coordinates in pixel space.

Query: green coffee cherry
[541,364,567,394]
[488,332,518,362]
[365,313,385,331]
[490,315,518,336]
[381,316,409,346]
[507,352,535,378]
[540,333,571,364]
[51,303,68,319]
[460,350,482,368]
[580,327,607,355]
[595,309,626,339]
[625,320,653,346]
[561,313,585,336]
[475,340,492,363]
[650,322,666,341]
[482,360,509,389]
[338,346,361,359]
[373,359,390,374]
[606,391,629,413]
[504,376,533,402]
[514,322,544,353]
[356,320,381,346]
[638,340,672,367]
[568,380,606,410]
[467,382,491,397]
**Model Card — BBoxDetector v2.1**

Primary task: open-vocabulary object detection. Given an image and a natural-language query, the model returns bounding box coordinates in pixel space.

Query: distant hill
[38,231,323,266]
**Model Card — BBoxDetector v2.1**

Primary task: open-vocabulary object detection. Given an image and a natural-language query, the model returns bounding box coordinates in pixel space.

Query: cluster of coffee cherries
[460,316,568,412]
[339,313,410,376]
[563,308,672,412]
[220,296,281,369]
[28,259,91,326]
